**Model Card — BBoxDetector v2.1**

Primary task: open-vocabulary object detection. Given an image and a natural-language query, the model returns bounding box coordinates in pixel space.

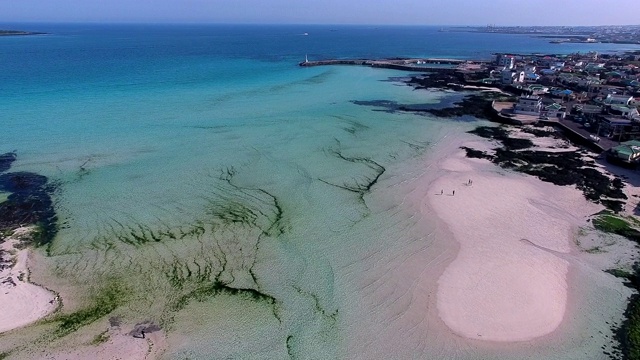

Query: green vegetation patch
[593,213,640,243]
[52,280,128,337]
[171,281,275,313]
[619,294,640,360]
[597,213,640,359]
[607,268,635,280]
[90,330,110,345]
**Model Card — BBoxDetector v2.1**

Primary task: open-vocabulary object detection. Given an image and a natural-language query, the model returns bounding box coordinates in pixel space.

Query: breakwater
[299,58,487,72]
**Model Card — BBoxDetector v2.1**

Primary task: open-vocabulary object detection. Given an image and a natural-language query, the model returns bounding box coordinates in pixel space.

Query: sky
[1,0,639,26]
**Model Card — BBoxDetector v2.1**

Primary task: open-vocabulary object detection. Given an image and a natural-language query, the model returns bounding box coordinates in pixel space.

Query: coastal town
[486,51,640,165]
[302,49,640,166]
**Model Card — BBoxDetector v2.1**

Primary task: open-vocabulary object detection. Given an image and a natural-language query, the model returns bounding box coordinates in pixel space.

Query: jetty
[299,58,488,72]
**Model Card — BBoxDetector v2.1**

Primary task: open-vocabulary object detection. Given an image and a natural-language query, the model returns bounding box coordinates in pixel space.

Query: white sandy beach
[0,228,57,334]
[429,139,602,342]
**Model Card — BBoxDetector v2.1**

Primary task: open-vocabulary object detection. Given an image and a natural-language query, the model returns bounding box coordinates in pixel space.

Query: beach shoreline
[0,227,58,334]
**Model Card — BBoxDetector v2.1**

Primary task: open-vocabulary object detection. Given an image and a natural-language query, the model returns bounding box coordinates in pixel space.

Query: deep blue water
[3,23,639,101]
[2,23,639,85]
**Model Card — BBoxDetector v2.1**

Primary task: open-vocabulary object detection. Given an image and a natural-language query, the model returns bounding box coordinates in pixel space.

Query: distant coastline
[442,25,640,45]
[0,30,46,36]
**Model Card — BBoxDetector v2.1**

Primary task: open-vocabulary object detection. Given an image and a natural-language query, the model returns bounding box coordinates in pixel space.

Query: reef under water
[0,152,58,247]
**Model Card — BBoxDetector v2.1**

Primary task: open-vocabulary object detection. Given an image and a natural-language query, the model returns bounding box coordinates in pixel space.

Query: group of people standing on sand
[439,179,472,197]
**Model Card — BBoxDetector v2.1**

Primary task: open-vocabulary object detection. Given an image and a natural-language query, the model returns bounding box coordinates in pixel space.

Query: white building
[501,70,525,84]
[544,103,566,119]
[605,94,634,106]
[514,95,542,116]
[496,54,515,70]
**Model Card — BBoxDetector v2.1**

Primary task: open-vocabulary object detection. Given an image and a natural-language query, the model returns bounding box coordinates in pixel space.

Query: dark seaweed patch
[415,94,499,120]
[352,92,508,122]
[0,171,58,246]
[468,125,510,139]
[51,280,128,337]
[460,146,493,160]
[350,100,401,114]
[319,140,385,204]
[292,286,338,322]
[0,152,16,173]
[170,280,277,315]
[341,120,370,136]
[286,335,295,360]
[217,167,285,237]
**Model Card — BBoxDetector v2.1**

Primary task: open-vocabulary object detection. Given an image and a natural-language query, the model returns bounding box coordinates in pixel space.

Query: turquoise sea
[1,24,639,359]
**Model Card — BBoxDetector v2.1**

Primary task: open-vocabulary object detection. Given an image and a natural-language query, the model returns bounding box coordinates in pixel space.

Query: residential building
[496,54,515,69]
[578,77,601,88]
[501,70,524,84]
[607,104,639,119]
[514,95,542,116]
[544,103,566,119]
[525,72,540,82]
[607,140,640,165]
[604,94,634,106]
[598,117,640,141]
[527,84,549,95]
[585,63,606,73]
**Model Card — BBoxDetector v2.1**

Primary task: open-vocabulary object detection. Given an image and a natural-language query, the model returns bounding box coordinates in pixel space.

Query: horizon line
[1,21,639,28]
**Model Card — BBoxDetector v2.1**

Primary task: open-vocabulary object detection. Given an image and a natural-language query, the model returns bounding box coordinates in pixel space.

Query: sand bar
[429,142,600,342]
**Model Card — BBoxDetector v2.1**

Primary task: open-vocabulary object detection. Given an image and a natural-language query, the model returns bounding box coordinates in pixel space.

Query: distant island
[0,30,46,36]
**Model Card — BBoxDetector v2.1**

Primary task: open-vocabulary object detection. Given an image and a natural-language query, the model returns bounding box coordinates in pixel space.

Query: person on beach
[453,190,455,196]
[441,189,443,195]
